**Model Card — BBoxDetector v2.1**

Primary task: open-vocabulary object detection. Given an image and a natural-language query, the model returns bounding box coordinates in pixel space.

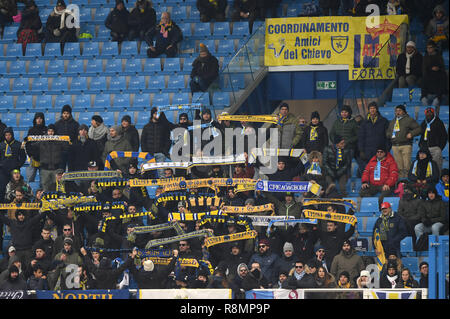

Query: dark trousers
[147,44,177,58]
[359,184,393,207]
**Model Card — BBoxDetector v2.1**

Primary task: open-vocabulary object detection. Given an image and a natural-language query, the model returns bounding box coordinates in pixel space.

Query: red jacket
[362,153,398,187]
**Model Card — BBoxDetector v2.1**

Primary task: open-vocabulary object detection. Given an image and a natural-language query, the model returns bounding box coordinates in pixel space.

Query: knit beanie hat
[199,43,210,54]
[143,260,154,272]
[121,115,132,123]
[395,104,406,113]
[311,111,320,121]
[283,242,294,253]
[61,104,72,114]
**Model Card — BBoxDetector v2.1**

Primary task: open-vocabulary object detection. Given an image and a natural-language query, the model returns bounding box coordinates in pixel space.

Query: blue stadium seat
[379,107,394,121]
[120,41,138,57]
[103,58,122,75]
[402,257,419,273]
[136,112,150,128]
[15,95,33,110]
[0,96,14,109]
[12,77,29,92]
[74,94,92,108]
[400,237,415,255]
[133,93,151,108]
[82,41,100,57]
[2,26,19,41]
[144,58,162,73]
[167,75,185,90]
[46,59,65,76]
[50,77,69,93]
[0,61,6,75]
[124,58,142,74]
[85,59,104,75]
[148,75,166,90]
[108,75,127,92]
[94,7,110,23]
[42,42,61,57]
[128,75,147,92]
[61,42,80,57]
[89,76,107,92]
[79,7,92,21]
[101,41,119,56]
[46,112,58,125]
[391,88,410,103]
[9,60,26,76]
[97,25,111,40]
[163,58,181,72]
[113,93,131,108]
[189,7,200,20]
[2,113,16,127]
[54,95,73,109]
[286,3,299,17]
[194,23,211,37]
[93,93,111,107]
[232,21,250,36]
[27,60,46,75]
[199,40,216,53]
[101,112,115,126]
[152,93,170,106]
[410,88,421,103]
[192,92,210,105]
[171,6,188,21]
[19,112,35,126]
[178,22,192,37]
[360,197,379,213]
[217,39,235,55]
[6,43,23,58]
[439,106,449,121]
[66,60,85,76]
[35,95,53,110]
[213,22,230,37]
[365,216,378,235]
[25,43,42,57]
[212,91,230,107]
[78,111,95,125]
[183,57,195,71]
[172,93,190,105]
[228,74,245,89]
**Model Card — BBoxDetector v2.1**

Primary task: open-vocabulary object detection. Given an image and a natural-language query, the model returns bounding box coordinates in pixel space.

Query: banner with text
[36,290,131,299]
[264,15,408,80]
[139,289,232,299]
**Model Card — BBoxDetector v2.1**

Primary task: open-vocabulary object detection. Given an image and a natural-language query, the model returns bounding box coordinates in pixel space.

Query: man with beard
[330,240,365,286]
[0,265,27,291]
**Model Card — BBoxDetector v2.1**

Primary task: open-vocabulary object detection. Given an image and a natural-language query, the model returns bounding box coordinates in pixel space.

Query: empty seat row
[0,91,230,111]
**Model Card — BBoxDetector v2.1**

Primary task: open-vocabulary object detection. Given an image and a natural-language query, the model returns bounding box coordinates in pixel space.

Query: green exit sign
[316,81,337,90]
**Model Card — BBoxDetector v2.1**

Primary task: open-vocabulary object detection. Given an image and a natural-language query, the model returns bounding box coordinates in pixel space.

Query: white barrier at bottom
[139,289,233,299]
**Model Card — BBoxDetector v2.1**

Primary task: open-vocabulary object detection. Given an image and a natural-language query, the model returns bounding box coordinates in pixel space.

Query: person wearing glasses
[285,260,317,289]
[360,144,399,206]
[418,261,429,288]
[247,239,279,287]
[51,223,81,260]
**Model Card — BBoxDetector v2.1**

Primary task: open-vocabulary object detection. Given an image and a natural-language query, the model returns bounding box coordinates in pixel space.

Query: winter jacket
[398,194,422,222]
[330,248,365,285]
[419,115,448,150]
[0,275,27,291]
[101,135,133,172]
[105,6,130,34]
[387,114,422,146]
[233,0,257,13]
[69,136,99,171]
[122,125,140,152]
[372,211,408,253]
[45,8,77,40]
[27,138,67,170]
[329,117,359,150]
[128,256,176,289]
[285,272,317,288]
[318,225,355,269]
[408,157,440,185]
[83,255,132,289]
[128,2,156,33]
[435,180,449,202]
[241,271,269,290]
[425,5,449,39]
[273,113,303,149]
[421,51,448,98]
[0,212,45,251]
[140,115,172,156]
[248,251,280,283]
[272,255,296,283]
[267,160,304,181]
[55,116,80,143]
[191,53,219,87]
[322,145,352,179]
[18,6,42,33]
[396,51,423,77]
[265,192,302,219]
[0,130,26,175]
[149,20,183,49]
[301,122,329,154]
[361,153,399,187]
[417,197,447,225]
[358,113,390,160]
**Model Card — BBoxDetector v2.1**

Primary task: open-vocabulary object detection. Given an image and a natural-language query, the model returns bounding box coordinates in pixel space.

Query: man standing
[322,135,352,196]
[330,240,365,286]
[418,107,448,171]
[248,239,280,285]
[372,202,408,257]
[120,115,140,152]
[273,103,303,150]
[357,102,390,176]
[386,105,421,179]
[329,105,359,161]
[396,41,423,88]
[196,0,227,22]
[0,127,26,202]
[101,126,133,173]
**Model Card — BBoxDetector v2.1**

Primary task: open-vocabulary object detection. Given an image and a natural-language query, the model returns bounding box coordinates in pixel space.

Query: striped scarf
[310,126,318,141]
[412,160,432,178]
[424,116,435,141]
[336,147,343,168]
[4,140,14,157]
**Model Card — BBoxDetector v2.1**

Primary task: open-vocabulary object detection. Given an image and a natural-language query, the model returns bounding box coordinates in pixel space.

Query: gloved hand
[53,28,61,37]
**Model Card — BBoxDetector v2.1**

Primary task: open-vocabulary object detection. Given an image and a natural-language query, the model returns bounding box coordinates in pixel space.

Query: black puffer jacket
[140,111,172,156]
[83,255,133,289]
[128,255,177,289]
[0,128,26,175]
[54,115,80,144]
